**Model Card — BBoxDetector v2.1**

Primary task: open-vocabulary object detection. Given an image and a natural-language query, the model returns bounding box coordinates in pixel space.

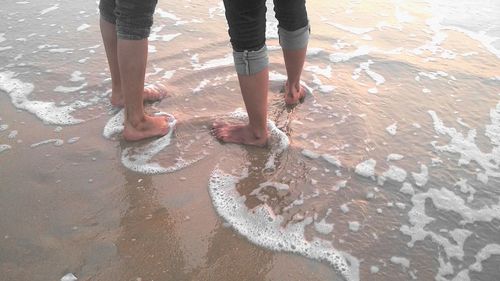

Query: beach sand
[1,0,500,280]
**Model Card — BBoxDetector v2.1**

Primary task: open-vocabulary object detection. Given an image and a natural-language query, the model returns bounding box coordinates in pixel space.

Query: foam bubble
[301,149,320,159]
[429,106,500,182]
[54,83,87,93]
[208,168,358,281]
[386,122,398,135]
[382,165,407,182]
[390,256,410,269]
[330,46,373,63]
[102,109,124,139]
[30,139,64,148]
[469,244,500,272]
[77,24,90,31]
[348,221,360,232]
[355,159,377,178]
[40,4,59,15]
[0,144,11,154]
[401,187,497,264]
[400,182,415,195]
[8,130,17,139]
[0,71,84,125]
[322,154,342,168]
[327,22,374,35]
[191,54,233,71]
[387,153,404,161]
[411,164,428,187]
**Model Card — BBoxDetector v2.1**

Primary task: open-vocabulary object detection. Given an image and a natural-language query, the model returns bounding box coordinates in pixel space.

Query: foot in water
[283,81,307,106]
[212,123,268,147]
[123,114,170,141]
[111,84,169,108]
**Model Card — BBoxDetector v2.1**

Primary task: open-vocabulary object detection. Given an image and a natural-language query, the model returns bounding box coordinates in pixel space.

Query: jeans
[223,0,309,52]
[99,0,158,40]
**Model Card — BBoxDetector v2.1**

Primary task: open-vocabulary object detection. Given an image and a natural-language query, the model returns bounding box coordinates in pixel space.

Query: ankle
[126,114,146,127]
[249,124,268,140]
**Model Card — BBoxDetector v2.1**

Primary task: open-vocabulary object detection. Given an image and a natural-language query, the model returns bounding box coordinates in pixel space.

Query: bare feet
[283,82,306,106]
[111,84,169,108]
[123,115,170,141]
[212,123,268,147]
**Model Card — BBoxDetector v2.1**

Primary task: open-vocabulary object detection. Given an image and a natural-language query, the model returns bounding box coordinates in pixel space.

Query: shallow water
[1,0,500,280]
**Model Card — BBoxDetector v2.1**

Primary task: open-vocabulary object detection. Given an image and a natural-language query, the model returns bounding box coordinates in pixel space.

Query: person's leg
[274,0,310,105]
[213,0,269,146]
[114,0,169,141]
[99,0,168,108]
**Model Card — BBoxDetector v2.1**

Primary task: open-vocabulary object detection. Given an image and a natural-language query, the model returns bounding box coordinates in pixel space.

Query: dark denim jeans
[99,0,158,40]
[223,0,308,51]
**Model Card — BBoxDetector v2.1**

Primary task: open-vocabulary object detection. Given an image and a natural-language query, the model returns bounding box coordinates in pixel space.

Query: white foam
[429,106,500,182]
[208,2,224,19]
[390,256,410,268]
[454,179,475,203]
[387,153,404,161]
[191,54,233,71]
[102,109,124,139]
[305,65,332,78]
[40,4,59,15]
[355,159,377,178]
[67,137,80,144]
[60,273,77,281]
[340,203,350,213]
[269,71,287,82]
[353,60,385,85]
[411,164,429,187]
[156,8,181,21]
[0,144,11,154]
[401,187,497,264]
[469,244,500,272]
[8,130,17,139]
[386,122,398,135]
[327,22,374,35]
[395,7,414,23]
[118,114,204,174]
[330,46,372,63]
[400,182,415,195]
[54,83,87,93]
[382,165,407,182]
[49,48,74,53]
[69,71,85,82]
[208,168,358,280]
[77,24,90,31]
[0,72,84,125]
[30,139,64,148]
[348,221,360,232]
[0,33,5,43]
[149,25,181,42]
[252,181,290,195]
[302,149,320,159]
[314,216,334,235]
[192,79,210,93]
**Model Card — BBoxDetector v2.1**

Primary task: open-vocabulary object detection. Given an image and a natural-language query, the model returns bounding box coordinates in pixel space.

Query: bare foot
[110,84,169,108]
[123,115,170,141]
[283,82,306,106]
[212,123,268,147]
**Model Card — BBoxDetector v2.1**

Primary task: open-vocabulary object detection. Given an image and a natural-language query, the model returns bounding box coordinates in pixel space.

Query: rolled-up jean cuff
[233,45,269,76]
[278,23,310,50]
[117,26,151,40]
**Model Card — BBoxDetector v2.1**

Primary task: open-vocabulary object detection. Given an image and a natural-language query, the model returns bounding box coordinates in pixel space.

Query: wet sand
[1,0,500,280]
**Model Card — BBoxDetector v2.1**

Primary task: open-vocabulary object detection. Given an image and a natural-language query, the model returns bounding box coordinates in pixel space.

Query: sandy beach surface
[1,0,500,280]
